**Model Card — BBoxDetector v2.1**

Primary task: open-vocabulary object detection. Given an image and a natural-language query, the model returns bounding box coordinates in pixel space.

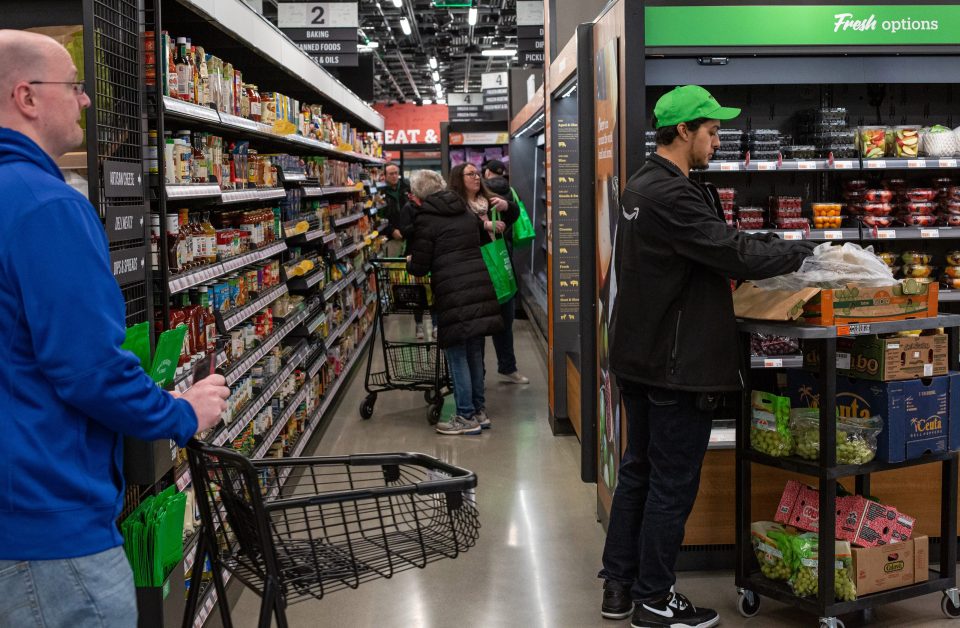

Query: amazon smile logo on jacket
[622,206,639,220]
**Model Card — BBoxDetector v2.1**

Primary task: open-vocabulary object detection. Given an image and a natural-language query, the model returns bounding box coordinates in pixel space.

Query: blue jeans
[491,296,517,375]
[0,546,137,627]
[599,381,714,601]
[444,336,486,418]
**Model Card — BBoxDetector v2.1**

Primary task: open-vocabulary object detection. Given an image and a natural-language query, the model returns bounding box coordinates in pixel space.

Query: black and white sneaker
[631,590,719,628]
[601,579,634,619]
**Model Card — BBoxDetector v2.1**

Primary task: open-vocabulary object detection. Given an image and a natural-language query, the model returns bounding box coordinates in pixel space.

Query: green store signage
[646,5,960,47]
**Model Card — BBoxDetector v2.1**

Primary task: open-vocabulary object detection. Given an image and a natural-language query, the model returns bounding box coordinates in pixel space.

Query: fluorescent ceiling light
[481,49,517,57]
[399,17,411,35]
[429,57,438,69]
[432,70,440,82]
[437,98,447,104]
[392,0,402,7]
[367,41,379,49]
[467,7,478,25]
[422,98,433,105]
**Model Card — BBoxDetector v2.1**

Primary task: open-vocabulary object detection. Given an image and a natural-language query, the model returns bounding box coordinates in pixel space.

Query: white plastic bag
[753,243,895,291]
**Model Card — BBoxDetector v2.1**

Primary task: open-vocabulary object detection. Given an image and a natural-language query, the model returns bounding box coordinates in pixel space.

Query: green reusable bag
[149,326,188,388]
[122,322,151,372]
[480,209,518,304]
[510,188,536,247]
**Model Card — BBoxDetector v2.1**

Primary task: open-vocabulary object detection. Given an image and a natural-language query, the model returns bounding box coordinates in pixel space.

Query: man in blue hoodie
[0,30,229,627]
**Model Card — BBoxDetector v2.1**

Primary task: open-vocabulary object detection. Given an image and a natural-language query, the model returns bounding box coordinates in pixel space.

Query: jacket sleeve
[496,196,520,227]
[7,199,198,446]
[653,187,814,280]
[396,201,416,240]
[406,212,435,276]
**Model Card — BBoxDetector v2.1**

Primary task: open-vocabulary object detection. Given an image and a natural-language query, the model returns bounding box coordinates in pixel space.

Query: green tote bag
[480,208,519,304]
[510,188,536,247]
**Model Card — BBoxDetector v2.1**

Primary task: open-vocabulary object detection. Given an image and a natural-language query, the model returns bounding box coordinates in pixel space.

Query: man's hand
[181,374,230,433]
[490,197,508,212]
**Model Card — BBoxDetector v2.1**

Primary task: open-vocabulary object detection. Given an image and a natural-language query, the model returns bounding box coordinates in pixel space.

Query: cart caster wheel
[737,589,760,618]
[943,593,960,618]
[424,389,439,404]
[428,403,443,425]
[360,395,376,420]
[819,620,845,628]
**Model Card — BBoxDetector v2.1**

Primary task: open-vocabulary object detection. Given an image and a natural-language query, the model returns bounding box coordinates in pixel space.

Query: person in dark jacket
[481,159,529,385]
[598,85,816,628]
[381,162,410,257]
[406,164,513,435]
[399,170,441,340]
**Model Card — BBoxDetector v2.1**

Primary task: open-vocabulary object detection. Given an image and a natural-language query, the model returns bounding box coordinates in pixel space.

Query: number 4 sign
[278,2,359,28]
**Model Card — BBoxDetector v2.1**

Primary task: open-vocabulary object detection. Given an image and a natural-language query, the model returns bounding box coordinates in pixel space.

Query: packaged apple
[863,202,893,216]
[905,188,938,202]
[902,201,937,215]
[892,126,921,157]
[902,213,937,227]
[861,215,894,228]
[751,522,794,582]
[751,391,795,457]
[859,126,888,159]
[944,200,960,215]
[786,534,857,601]
[790,408,882,465]
[864,189,894,203]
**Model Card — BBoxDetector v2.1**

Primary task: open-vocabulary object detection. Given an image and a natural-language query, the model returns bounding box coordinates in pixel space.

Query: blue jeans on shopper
[0,545,137,627]
[444,336,486,418]
[491,296,517,375]
[599,380,715,602]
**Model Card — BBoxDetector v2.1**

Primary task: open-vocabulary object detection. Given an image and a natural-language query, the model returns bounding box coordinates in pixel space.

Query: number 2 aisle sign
[278,3,359,28]
[279,2,360,66]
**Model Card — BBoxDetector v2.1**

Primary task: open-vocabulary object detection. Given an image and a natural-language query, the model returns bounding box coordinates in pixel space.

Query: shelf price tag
[797,161,816,170]
[782,231,804,241]
[833,160,854,170]
[756,161,777,171]
[877,230,897,239]
[720,162,740,171]
[907,159,926,169]
[763,358,783,368]
[824,230,844,240]
[866,160,887,169]
[939,159,958,168]
[921,228,940,238]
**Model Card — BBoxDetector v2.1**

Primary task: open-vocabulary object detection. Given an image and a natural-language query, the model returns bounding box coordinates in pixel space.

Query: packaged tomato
[946,215,960,227]
[902,201,937,215]
[811,203,842,216]
[905,188,938,202]
[863,202,893,216]
[861,215,894,227]
[949,186,960,200]
[864,189,894,203]
[944,200,960,214]
[902,214,937,227]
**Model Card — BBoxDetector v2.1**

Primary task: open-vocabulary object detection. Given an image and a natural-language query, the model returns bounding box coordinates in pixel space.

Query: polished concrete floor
[223,318,959,628]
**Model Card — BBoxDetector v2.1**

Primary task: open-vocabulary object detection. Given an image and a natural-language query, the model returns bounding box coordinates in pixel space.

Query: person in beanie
[599,85,816,628]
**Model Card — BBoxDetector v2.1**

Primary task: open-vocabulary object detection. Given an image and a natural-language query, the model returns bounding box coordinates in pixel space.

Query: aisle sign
[105,204,146,243]
[516,0,544,66]
[296,40,357,54]
[103,160,143,198]
[278,3,359,28]
[448,92,488,122]
[110,246,147,286]
[481,72,509,121]
[307,52,359,66]
[516,1,544,26]
[279,2,359,67]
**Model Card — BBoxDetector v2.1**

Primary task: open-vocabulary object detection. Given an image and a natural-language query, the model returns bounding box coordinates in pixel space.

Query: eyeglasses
[463,172,481,178]
[28,81,86,95]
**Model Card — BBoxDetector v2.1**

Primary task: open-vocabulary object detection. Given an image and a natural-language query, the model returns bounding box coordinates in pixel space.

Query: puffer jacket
[406,190,504,347]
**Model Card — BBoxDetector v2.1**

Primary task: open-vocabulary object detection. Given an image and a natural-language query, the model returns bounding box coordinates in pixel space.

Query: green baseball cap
[654,85,741,128]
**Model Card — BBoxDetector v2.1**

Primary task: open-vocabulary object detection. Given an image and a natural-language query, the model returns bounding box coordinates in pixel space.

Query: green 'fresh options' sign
[646,5,960,47]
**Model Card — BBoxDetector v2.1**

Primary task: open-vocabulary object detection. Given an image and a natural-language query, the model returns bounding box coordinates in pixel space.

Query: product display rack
[735,315,960,626]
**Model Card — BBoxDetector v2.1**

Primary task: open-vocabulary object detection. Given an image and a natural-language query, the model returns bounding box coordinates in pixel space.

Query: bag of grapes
[790,409,883,464]
[751,391,794,457]
[787,534,857,601]
[750,521,794,582]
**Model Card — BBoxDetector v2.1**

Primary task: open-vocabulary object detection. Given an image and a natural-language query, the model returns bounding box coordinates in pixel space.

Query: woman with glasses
[406,164,518,435]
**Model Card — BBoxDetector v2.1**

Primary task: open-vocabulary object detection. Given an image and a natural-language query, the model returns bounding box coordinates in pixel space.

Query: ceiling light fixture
[399,17,412,35]
[432,70,440,82]
[367,41,380,49]
[467,7,478,25]
[481,48,517,57]
[422,98,433,105]
[392,0,402,7]
[429,57,438,70]
[437,98,447,104]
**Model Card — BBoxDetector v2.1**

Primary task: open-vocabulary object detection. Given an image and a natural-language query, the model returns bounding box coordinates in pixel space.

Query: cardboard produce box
[804,334,948,382]
[733,281,938,325]
[784,371,957,463]
[836,495,896,547]
[853,536,928,596]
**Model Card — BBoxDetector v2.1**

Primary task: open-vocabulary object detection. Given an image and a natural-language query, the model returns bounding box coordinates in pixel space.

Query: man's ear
[676,122,689,142]
[11,83,40,120]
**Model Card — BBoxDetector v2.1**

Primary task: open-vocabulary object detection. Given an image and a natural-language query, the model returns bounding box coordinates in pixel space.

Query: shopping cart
[182,439,480,628]
[360,258,451,424]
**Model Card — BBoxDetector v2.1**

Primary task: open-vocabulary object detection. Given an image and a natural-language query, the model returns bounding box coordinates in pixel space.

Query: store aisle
[223,318,956,628]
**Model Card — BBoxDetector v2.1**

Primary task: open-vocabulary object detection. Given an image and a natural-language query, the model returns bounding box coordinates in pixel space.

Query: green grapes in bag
[790,409,882,465]
[787,534,857,601]
[750,391,795,457]
[751,521,793,581]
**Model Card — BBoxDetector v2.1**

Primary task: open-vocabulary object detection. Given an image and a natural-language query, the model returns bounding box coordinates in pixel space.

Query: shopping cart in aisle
[182,439,480,628]
[360,258,451,424]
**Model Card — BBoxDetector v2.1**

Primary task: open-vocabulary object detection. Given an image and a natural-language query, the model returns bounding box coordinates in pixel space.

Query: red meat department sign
[374,102,448,145]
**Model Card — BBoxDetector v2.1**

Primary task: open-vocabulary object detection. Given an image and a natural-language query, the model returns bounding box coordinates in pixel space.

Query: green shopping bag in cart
[510,188,536,247]
[480,209,518,304]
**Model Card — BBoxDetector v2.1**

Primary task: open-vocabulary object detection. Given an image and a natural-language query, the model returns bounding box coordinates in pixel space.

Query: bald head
[0,29,90,159]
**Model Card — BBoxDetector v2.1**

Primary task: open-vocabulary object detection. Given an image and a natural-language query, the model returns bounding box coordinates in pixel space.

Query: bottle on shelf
[175,37,190,103]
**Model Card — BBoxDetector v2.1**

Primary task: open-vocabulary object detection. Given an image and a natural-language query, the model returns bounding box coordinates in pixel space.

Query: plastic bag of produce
[920,125,959,157]
[751,391,794,457]
[750,334,800,357]
[751,521,794,581]
[790,409,882,464]
[753,242,895,291]
[787,534,857,601]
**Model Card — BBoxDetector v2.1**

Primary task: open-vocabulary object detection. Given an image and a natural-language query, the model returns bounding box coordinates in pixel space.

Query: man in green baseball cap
[598,86,816,628]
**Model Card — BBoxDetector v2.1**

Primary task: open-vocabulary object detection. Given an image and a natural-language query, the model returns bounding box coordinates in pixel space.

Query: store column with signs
[517,0,544,66]
[448,92,486,122]
[278,2,360,67]
[481,72,509,122]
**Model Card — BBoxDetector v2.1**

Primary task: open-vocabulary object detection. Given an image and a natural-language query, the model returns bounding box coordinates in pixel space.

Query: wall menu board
[554,112,580,324]
[278,2,360,66]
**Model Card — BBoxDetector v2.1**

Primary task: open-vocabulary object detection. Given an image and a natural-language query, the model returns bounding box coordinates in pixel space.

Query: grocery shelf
[322,275,349,301]
[749,355,804,369]
[223,305,313,386]
[219,283,288,332]
[736,314,960,339]
[307,311,327,335]
[703,156,960,173]
[220,188,286,205]
[165,183,223,200]
[334,241,359,260]
[212,343,310,447]
[333,211,366,227]
[168,241,287,294]
[742,448,958,480]
[941,290,960,302]
[173,350,229,395]
[743,228,859,242]
[325,308,360,349]
[286,267,327,292]
[252,384,310,460]
[280,171,307,183]
[860,226,960,241]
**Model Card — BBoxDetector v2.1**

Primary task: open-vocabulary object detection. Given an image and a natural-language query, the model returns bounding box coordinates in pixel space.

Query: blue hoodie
[0,129,198,560]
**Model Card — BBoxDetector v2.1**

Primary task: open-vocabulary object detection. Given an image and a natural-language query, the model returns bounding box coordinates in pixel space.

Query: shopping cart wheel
[942,590,960,618]
[428,403,443,425]
[424,389,439,404]
[818,619,844,628]
[736,589,760,618]
[360,395,376,420]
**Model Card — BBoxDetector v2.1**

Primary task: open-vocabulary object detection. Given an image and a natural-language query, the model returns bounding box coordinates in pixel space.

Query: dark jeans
[491,296,517,375]
[599,381,715,602]
[444,336,486,418]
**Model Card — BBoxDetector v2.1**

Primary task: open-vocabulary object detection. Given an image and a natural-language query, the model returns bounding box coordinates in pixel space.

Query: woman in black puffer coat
[406,164,516,435]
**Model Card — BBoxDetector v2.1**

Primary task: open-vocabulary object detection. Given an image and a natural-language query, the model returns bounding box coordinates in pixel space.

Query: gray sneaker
[435,415,482,435]
[472,410,491,429]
